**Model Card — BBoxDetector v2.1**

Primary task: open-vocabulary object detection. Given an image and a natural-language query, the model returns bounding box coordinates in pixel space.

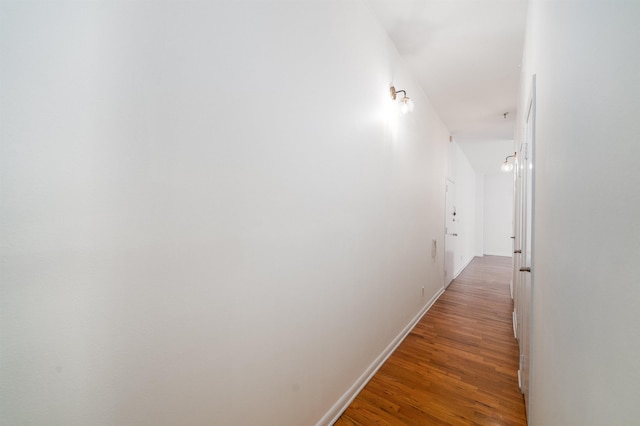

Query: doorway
[514,75,536,415]
[444,178,457,287]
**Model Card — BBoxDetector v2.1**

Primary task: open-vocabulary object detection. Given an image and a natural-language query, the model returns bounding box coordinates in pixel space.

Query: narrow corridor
[336,256,526,425]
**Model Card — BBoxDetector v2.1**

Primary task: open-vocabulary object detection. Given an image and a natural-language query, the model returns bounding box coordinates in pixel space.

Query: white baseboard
[316,287,445,426]
[483,252,512,257]
[453,255,475,280]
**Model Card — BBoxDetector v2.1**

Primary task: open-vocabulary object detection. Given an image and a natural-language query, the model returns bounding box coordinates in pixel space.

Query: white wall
[483,173,514,256]
[521,1,640,424]
[453,144,478,275]
[0,2,451,425]
[474,172,485,257]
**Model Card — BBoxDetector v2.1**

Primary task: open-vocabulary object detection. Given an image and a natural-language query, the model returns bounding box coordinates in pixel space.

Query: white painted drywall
[457,139,518,175]
[0,2,450,425]
[475,173,485,257]
[521,1,640,424]
[453,144,478,276]
[483,173,514,256]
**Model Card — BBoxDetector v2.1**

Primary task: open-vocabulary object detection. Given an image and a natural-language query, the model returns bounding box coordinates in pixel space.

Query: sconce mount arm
[390,86,407,100]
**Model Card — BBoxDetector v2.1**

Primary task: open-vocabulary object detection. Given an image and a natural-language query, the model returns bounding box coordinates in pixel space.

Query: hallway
[3,2,638,423]
[336,256,526,425]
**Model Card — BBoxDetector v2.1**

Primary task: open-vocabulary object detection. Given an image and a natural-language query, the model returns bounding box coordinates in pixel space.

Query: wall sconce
[390,86,414,114]
[501,152,516,172]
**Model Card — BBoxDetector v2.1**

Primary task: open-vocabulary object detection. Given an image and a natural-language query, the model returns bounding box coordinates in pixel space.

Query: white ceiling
[367,0,528,174]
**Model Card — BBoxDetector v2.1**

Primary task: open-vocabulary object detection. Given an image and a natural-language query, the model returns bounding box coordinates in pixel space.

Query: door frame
[443,177,456,288]
[515,74,536,415]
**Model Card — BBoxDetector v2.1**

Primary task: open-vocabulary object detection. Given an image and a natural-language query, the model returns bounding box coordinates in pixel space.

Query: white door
[444,178,457,287]
[512,151,522,339]
[517,76,536,414]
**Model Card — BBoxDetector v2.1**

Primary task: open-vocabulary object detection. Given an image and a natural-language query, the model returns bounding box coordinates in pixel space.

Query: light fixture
[501,152,516,172]
[390,86,414,114]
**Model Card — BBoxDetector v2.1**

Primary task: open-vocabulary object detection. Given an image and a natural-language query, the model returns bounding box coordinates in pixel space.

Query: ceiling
[367,0,528,174]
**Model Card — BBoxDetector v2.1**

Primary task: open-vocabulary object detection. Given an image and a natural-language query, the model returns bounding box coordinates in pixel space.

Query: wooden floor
[335,256,527,425]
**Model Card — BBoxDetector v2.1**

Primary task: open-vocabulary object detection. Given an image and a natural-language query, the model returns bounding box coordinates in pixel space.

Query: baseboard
[483,252,513,257]
[452,255,475,280]
[316,287,445,426]
[518,369,522,391]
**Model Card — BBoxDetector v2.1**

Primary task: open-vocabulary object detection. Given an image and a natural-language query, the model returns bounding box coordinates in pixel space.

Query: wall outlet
[431,239,437,259]
[421,286,425,296]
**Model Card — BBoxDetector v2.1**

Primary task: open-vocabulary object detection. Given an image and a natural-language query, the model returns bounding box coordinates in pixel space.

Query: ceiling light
[390,86,414,114]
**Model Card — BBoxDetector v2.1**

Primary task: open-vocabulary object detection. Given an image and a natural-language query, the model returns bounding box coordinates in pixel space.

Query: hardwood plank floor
[335,256,527,425]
